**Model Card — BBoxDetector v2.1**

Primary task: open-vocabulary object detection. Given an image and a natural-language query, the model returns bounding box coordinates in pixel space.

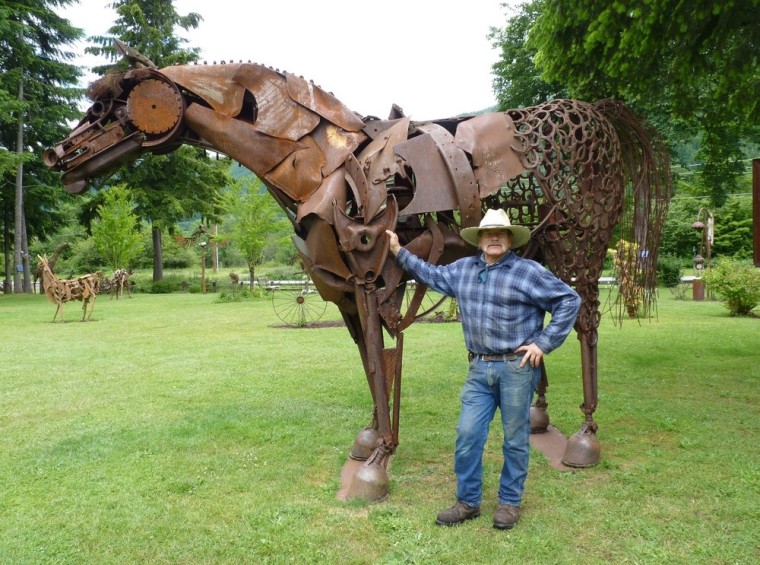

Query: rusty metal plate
[343,154,373,221]
[162,64,246,117]
[234,65,320,141]
[265,135,324,202]
[416,124,480,227]
[302,217,352,280]
[184,103,299,175]
[362,118,406,141]
[393,133,458,216]
[295,169,347,224]
[311,123,366,177]
[454,113,526,198]
[357,117,410,187]
[286,73,365,132]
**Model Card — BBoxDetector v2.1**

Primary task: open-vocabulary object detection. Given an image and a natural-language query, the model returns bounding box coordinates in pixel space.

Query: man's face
[479,229,512,263]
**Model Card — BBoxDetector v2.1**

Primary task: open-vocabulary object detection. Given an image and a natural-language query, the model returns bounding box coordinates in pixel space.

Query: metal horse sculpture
[45,51,671,501]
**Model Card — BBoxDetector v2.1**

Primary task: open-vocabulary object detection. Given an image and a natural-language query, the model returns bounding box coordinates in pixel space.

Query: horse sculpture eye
[126,78,184,138]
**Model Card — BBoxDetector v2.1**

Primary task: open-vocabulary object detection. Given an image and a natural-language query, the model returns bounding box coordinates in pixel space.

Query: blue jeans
[454,357,540,507]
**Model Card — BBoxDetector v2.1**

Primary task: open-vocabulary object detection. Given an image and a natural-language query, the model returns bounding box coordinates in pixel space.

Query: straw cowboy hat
[460,208,532,249]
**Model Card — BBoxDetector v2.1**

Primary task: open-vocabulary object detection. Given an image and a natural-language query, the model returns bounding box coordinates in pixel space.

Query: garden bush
[134,277,185,294]
[703,257,760,316]
[57,238,106,275]
[656,254,684,288]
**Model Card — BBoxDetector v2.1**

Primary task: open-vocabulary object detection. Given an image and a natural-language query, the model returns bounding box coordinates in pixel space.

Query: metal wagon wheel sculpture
[402,283,449,319]
[271,278,328,327]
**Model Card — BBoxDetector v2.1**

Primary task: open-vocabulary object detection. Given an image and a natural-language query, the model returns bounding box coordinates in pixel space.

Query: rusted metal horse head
[46,47,671,501]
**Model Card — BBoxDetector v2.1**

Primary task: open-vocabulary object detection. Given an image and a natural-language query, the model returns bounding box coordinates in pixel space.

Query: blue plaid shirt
[395,248,581,355]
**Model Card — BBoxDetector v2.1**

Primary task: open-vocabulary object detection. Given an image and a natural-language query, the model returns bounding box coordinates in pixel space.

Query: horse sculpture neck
[38,257,55,285]
[153,63,368,217]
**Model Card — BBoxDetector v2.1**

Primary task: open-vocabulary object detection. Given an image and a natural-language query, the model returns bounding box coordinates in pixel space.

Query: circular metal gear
[126,79,183,135]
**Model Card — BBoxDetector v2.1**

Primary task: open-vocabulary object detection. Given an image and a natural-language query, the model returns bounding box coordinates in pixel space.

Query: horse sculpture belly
[45,51,671,501]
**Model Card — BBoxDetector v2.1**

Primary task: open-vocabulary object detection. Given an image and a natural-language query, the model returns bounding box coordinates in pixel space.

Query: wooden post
[200,242,207,294]
[753,159,759,267]
[212,224,219,273]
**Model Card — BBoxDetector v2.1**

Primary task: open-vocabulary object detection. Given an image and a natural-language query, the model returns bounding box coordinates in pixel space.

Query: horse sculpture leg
[344,285,401,501]
[562,290,601,467]
[530,360,550,433]
[347,313,382,461]
[86,294,96,321]
[53,302,63,323]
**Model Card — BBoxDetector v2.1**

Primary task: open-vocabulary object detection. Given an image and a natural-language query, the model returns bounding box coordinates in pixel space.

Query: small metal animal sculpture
[37,255,102,322]
[45,51,671,500]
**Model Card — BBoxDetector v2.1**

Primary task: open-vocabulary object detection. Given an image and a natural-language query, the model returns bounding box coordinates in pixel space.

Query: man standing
[385,209,581,530]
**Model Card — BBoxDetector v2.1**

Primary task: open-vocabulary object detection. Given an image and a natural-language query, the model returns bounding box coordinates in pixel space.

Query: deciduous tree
[91,185,142,271]
[217,176,289,290]
[491,0,759,206]
[488,1,566,109]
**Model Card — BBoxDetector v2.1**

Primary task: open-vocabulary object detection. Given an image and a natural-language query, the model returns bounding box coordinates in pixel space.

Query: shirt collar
[478,250,513,268]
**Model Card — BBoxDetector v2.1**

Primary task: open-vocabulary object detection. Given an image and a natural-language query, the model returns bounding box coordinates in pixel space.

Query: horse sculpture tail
[595,100,673,320]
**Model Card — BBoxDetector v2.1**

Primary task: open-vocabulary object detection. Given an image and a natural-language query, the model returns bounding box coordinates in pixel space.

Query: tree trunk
[3,206,11,294]
[21,213,31,292]
[212,223,218,273]
[152,225,163,282]
[13,76,27,293]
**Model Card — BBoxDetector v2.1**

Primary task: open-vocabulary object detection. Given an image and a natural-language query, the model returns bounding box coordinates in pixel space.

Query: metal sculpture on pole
[45,46,671,501]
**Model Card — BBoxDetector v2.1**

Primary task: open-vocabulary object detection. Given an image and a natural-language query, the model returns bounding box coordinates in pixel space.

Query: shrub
[187,283,202,294]
[656,254,684,288]
[669,283,690,301]
[261,265,305,281]
[702,258,760,316]
[138,277,185,294]
[215,288,259,303]
[59,238,106,275]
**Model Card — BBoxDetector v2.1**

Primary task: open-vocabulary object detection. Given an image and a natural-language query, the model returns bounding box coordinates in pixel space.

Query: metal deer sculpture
[45,48,671,501]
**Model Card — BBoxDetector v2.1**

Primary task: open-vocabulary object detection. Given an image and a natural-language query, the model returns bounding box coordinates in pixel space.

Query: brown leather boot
[435,501,481,526]
[493,503,521,530]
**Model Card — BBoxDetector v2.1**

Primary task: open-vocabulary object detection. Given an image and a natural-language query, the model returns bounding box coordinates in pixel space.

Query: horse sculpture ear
[114,39,155,69]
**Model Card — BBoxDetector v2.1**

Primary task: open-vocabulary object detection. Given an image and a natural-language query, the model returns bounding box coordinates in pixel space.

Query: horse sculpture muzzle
[44,70,185,194]
[43,115,144,194]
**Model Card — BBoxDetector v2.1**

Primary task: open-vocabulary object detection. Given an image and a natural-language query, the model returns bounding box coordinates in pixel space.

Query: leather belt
[468,351,520,362]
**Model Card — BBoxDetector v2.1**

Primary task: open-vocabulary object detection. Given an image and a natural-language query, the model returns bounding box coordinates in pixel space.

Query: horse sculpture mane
[46,54,672,501]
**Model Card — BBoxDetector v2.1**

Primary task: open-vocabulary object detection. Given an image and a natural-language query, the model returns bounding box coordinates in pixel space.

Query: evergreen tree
[86,0,201,71]
[0,0,84,292]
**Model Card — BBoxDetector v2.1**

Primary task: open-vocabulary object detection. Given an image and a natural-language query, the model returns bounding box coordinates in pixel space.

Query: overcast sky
[60,0,518,120]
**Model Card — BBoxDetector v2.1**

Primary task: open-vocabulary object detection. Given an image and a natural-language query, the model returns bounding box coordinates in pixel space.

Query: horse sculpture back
[45,55,671,500]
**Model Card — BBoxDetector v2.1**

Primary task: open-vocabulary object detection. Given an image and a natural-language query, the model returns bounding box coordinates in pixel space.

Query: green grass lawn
[1,290,757,564]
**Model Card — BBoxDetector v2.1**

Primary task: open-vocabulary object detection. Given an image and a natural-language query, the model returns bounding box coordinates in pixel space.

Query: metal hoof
[530,405,550,433]
[561,428,601,467]
[349,427,380,461]
[346,462,389,501]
